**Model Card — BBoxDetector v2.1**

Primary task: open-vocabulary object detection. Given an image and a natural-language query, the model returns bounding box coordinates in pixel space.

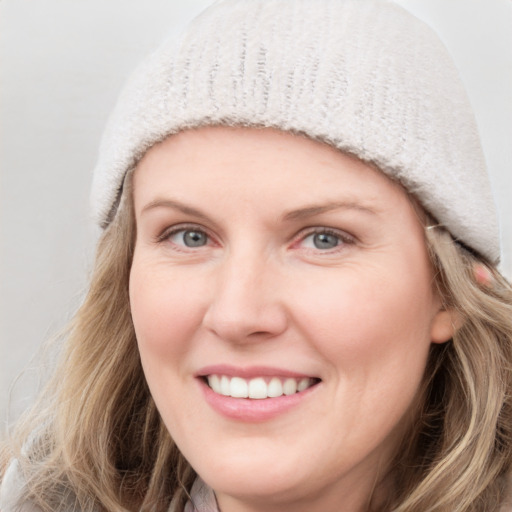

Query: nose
[202,252,288,344]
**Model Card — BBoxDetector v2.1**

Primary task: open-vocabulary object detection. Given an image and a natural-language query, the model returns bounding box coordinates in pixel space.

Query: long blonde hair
[2,173,512,512]
[1,174,193,512]
[390,224,512,511]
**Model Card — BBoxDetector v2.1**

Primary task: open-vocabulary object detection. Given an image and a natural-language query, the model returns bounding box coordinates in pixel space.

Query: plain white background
[1,0,511,431]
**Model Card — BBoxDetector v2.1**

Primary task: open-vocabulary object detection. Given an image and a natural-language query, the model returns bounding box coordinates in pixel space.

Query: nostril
[202,303,288,343]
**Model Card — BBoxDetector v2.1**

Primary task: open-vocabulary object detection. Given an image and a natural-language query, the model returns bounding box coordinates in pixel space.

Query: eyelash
[156,224,216,249]
[156,224,355,253]
[297,227,355,252]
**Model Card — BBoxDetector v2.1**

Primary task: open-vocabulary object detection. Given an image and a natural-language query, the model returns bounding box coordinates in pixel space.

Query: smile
[206,375,318,399]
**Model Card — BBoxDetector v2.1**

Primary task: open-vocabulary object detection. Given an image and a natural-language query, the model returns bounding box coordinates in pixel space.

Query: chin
[203,470,308,506]
[191,447,310,500]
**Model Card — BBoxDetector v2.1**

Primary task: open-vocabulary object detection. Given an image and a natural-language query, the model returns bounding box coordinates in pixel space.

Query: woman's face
[130,126,454,511]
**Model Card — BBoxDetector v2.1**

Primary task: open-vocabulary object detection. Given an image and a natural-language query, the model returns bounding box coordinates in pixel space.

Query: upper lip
[196,364,320,380]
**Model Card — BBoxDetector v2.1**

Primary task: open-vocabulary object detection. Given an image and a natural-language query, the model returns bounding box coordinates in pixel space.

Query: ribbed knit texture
[91,0,500,263]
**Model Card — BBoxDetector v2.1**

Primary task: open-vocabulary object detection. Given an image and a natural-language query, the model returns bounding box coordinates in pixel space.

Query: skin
[130,126,455,512]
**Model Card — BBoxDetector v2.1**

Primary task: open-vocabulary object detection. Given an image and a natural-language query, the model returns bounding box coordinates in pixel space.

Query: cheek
[290,264,435,383]
[129,262,205,363]
[129,261,209,429]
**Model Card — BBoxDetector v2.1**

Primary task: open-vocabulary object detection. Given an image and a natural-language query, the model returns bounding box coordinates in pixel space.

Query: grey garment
[3,462,510,512]
[182,478,218,512]
[0,460,218,512]
[0,460,42,512]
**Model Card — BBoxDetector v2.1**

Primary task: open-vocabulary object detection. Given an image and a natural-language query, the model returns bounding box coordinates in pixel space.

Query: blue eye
[301,230,347,250]
[312,232,340,249]
[169,229,208,248]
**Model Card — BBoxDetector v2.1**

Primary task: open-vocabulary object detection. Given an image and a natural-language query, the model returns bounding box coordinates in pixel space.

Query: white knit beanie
[91,0,500,264]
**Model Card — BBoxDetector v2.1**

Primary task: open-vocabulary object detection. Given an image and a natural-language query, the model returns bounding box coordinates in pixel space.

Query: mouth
[203,374,321,399]
[197,367,322,421]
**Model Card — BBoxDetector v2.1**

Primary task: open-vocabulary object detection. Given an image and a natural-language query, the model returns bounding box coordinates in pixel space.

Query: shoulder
[0,459,43,512]
[502,498,512,512]
[500,472,512,512]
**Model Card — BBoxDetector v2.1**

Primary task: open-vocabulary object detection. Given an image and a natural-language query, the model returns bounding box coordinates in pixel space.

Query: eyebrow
[140,198,378,222]
[282,201,378,221]
[141,199,211,221]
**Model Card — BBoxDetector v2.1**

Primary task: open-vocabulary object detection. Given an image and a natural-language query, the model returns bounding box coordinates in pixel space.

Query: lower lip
[199,379,319,422]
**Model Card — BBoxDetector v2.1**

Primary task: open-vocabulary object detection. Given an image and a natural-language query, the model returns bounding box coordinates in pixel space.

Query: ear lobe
[430,308,462,344]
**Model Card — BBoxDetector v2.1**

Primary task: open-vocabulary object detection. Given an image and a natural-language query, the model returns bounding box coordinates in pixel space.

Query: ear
[430,307,462,344]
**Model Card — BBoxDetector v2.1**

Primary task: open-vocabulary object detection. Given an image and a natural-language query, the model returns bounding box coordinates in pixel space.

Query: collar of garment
[183,477,219,512]
[179,475,512,512]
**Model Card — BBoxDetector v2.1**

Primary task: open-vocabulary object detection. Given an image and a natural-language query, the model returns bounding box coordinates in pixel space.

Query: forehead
[133,126,410,214]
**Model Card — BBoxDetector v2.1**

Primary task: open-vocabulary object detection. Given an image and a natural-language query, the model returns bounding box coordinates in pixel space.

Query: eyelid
[292,226,356,250]
[155,223,216,247]
[154,223,356,252]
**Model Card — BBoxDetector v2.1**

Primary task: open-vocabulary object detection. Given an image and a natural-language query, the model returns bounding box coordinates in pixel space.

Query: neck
[214,469,395,512]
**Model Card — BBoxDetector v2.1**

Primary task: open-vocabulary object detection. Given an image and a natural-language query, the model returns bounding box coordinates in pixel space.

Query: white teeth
[220,375,230,396]
[297,377,310,392]
[230,377,249,398]
[206,375,315,399]
[283,378,298,395]
[209,374,221,394]
[248,378,267,399]
[267,377,283,397]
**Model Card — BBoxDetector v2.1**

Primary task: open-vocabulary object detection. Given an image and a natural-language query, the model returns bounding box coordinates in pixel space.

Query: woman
[2,0,512,511]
